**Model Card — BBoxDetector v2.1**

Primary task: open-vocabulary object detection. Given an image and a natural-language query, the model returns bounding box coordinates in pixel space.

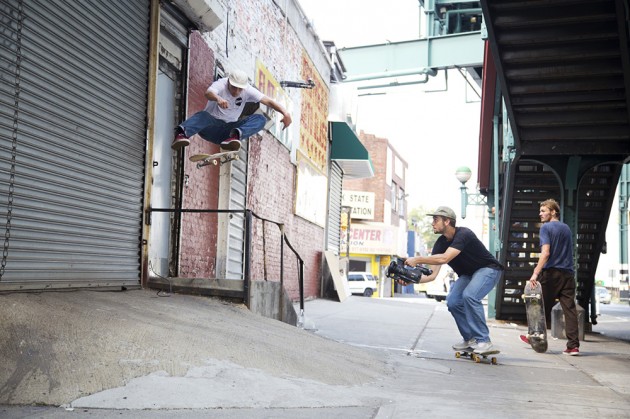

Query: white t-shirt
[203,77,265,122]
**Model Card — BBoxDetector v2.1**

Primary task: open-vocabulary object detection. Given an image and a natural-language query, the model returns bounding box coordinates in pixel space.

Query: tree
[408,206,438,251]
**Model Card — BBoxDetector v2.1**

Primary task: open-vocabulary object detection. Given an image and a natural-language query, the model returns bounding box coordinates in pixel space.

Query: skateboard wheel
[212,160,218,166]
[455,352,461,359]
[491,357,497,365]
[473,354,480,363]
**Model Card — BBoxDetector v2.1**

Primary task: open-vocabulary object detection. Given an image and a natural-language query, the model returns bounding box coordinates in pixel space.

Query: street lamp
[455,166,487,219]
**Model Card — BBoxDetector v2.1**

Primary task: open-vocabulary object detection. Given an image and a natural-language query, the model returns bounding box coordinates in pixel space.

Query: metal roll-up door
[326,162,343,254]
[224,147,248,280]
[0,0,150,290]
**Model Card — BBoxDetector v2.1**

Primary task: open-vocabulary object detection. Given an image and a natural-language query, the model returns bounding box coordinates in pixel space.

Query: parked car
[415,267,453,302]
[347,272,378,297]
[596,286,611,304]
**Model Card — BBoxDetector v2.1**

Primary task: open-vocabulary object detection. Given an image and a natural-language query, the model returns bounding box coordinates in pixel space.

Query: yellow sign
[299,52,328,171]
[255,60,292,149]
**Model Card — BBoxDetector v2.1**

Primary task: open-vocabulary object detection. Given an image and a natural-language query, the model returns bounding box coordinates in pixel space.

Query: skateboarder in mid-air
[521,199,580,355]
[403,206,503,355]
[171,69,292,151]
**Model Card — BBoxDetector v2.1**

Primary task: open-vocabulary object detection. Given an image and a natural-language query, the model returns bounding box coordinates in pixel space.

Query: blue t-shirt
[432,227,501,277]
[539,221,574,273]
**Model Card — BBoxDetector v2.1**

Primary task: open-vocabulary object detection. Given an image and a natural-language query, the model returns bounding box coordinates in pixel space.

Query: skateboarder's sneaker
[472,341,495,354]
[171,132,190,150]
[519,334,530,344]
[563,347,580,356]
[220,137,241,151]
[452,339,476,351]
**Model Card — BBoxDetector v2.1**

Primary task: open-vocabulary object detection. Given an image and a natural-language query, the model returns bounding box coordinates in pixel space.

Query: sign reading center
[342,190,375,220]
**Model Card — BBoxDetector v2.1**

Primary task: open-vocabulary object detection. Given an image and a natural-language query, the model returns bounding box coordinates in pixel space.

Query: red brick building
[342,131,409,296]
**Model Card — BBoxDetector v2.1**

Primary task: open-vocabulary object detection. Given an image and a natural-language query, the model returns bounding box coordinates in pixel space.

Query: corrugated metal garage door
[326,162,343,254]
[0,0,150,290]
[226,148,248,279]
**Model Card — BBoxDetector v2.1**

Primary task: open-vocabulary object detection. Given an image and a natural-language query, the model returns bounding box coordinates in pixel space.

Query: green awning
[330,121,374,179]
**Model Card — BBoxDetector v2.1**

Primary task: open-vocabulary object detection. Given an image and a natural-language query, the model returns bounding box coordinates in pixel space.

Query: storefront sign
[342,190,375,220]
[340,224,397,255]
[295,153,327,227]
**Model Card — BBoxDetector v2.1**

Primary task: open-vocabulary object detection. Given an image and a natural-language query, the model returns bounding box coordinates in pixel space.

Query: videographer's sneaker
[473,341,495,354]
[452,339,476,351]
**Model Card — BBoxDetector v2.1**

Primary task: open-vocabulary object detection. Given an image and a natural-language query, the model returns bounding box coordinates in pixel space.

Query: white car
[596,286,611,304]
[347,272,378,297]
[417,267,453,302]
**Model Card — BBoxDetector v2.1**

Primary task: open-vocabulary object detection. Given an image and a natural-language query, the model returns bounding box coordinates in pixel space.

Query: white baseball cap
[228,69,248,89]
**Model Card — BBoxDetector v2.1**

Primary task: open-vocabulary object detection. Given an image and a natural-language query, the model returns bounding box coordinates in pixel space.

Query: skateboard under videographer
[404,206,503,354]
[171,69,292,151]
[523,199,580,356]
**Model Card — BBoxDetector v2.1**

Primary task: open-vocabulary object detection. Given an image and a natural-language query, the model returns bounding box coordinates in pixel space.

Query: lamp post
[456,166,498,319]
[455,166,486,219]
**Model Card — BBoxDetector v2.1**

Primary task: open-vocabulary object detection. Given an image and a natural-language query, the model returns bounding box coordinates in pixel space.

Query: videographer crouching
[405,206,503,355]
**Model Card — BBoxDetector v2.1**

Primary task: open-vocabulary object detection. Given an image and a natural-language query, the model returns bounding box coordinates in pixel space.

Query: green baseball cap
[427,206,457,220]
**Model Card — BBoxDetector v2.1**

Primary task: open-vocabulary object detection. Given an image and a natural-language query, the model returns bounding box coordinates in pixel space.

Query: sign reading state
[342,191,375,220]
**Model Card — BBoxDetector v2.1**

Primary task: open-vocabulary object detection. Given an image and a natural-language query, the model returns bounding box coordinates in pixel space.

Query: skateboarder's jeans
[447,267,501,343]
[179,111,266,144]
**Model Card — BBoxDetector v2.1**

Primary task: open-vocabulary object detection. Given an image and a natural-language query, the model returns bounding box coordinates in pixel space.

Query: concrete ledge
[148,277,244,300]
[249,280,298,326]
[148,277,297,326]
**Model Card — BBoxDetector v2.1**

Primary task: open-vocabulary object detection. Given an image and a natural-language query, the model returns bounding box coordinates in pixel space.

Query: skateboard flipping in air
[522,281,548,353]
[189,142,241,168]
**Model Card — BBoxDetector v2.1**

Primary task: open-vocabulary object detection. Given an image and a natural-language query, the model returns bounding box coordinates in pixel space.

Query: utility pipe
[343,67,438,83]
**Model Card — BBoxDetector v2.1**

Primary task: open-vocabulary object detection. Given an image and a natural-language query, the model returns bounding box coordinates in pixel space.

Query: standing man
[405,206,503,354]
[522,199,580,355]
[171,69,292,151]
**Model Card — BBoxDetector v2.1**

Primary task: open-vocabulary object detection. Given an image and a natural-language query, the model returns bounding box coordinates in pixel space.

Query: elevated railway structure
[338,0,630,323]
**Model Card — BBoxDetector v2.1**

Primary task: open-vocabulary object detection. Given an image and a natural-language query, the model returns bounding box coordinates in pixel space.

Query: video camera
[385,257,432,284]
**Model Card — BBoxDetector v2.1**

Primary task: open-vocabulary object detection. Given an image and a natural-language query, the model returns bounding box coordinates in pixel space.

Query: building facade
[0,0,371,315]
[342,132,409,297]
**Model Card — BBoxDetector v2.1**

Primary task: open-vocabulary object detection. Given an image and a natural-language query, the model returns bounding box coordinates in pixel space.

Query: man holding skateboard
[171,69,292,151]
[522,199,580,355]
[404,206,503,355]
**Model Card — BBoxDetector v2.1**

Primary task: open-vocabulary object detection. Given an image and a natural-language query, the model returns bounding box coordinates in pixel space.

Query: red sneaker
[563,347,580,356]
[171,132,190,150]
[220,137,241,151]
[519,335,530,344]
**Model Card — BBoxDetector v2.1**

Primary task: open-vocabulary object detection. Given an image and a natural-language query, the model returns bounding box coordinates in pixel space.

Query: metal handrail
[147,207,305,320]
[249,211,305,318]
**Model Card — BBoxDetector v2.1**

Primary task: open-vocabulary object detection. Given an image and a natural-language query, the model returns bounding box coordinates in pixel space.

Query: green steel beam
[620,165,629,273]
[338,32,484,82]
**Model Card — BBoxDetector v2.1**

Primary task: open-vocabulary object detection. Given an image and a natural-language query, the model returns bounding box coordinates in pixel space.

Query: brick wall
[177,1,329,298]
[179,31,220,278]
[345,132,390,223]
[248,134,324,300]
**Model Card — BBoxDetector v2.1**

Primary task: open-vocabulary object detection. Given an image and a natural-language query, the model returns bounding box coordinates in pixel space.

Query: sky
[296,0,621,280]
[299,0,485,225]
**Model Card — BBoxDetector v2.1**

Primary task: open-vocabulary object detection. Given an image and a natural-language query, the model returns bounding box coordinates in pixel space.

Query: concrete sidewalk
[1,290,629,418]
[303,296,630,417]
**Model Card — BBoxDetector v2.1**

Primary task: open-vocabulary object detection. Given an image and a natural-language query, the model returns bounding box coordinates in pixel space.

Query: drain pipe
[356,73,431,90]
[343,67,438,83]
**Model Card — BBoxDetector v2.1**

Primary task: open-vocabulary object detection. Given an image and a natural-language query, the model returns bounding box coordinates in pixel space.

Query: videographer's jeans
[446,267,501,343]
[179,111,266,144]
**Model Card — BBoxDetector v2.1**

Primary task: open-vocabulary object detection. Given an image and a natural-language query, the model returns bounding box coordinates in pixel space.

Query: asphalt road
[595,301,630,342]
